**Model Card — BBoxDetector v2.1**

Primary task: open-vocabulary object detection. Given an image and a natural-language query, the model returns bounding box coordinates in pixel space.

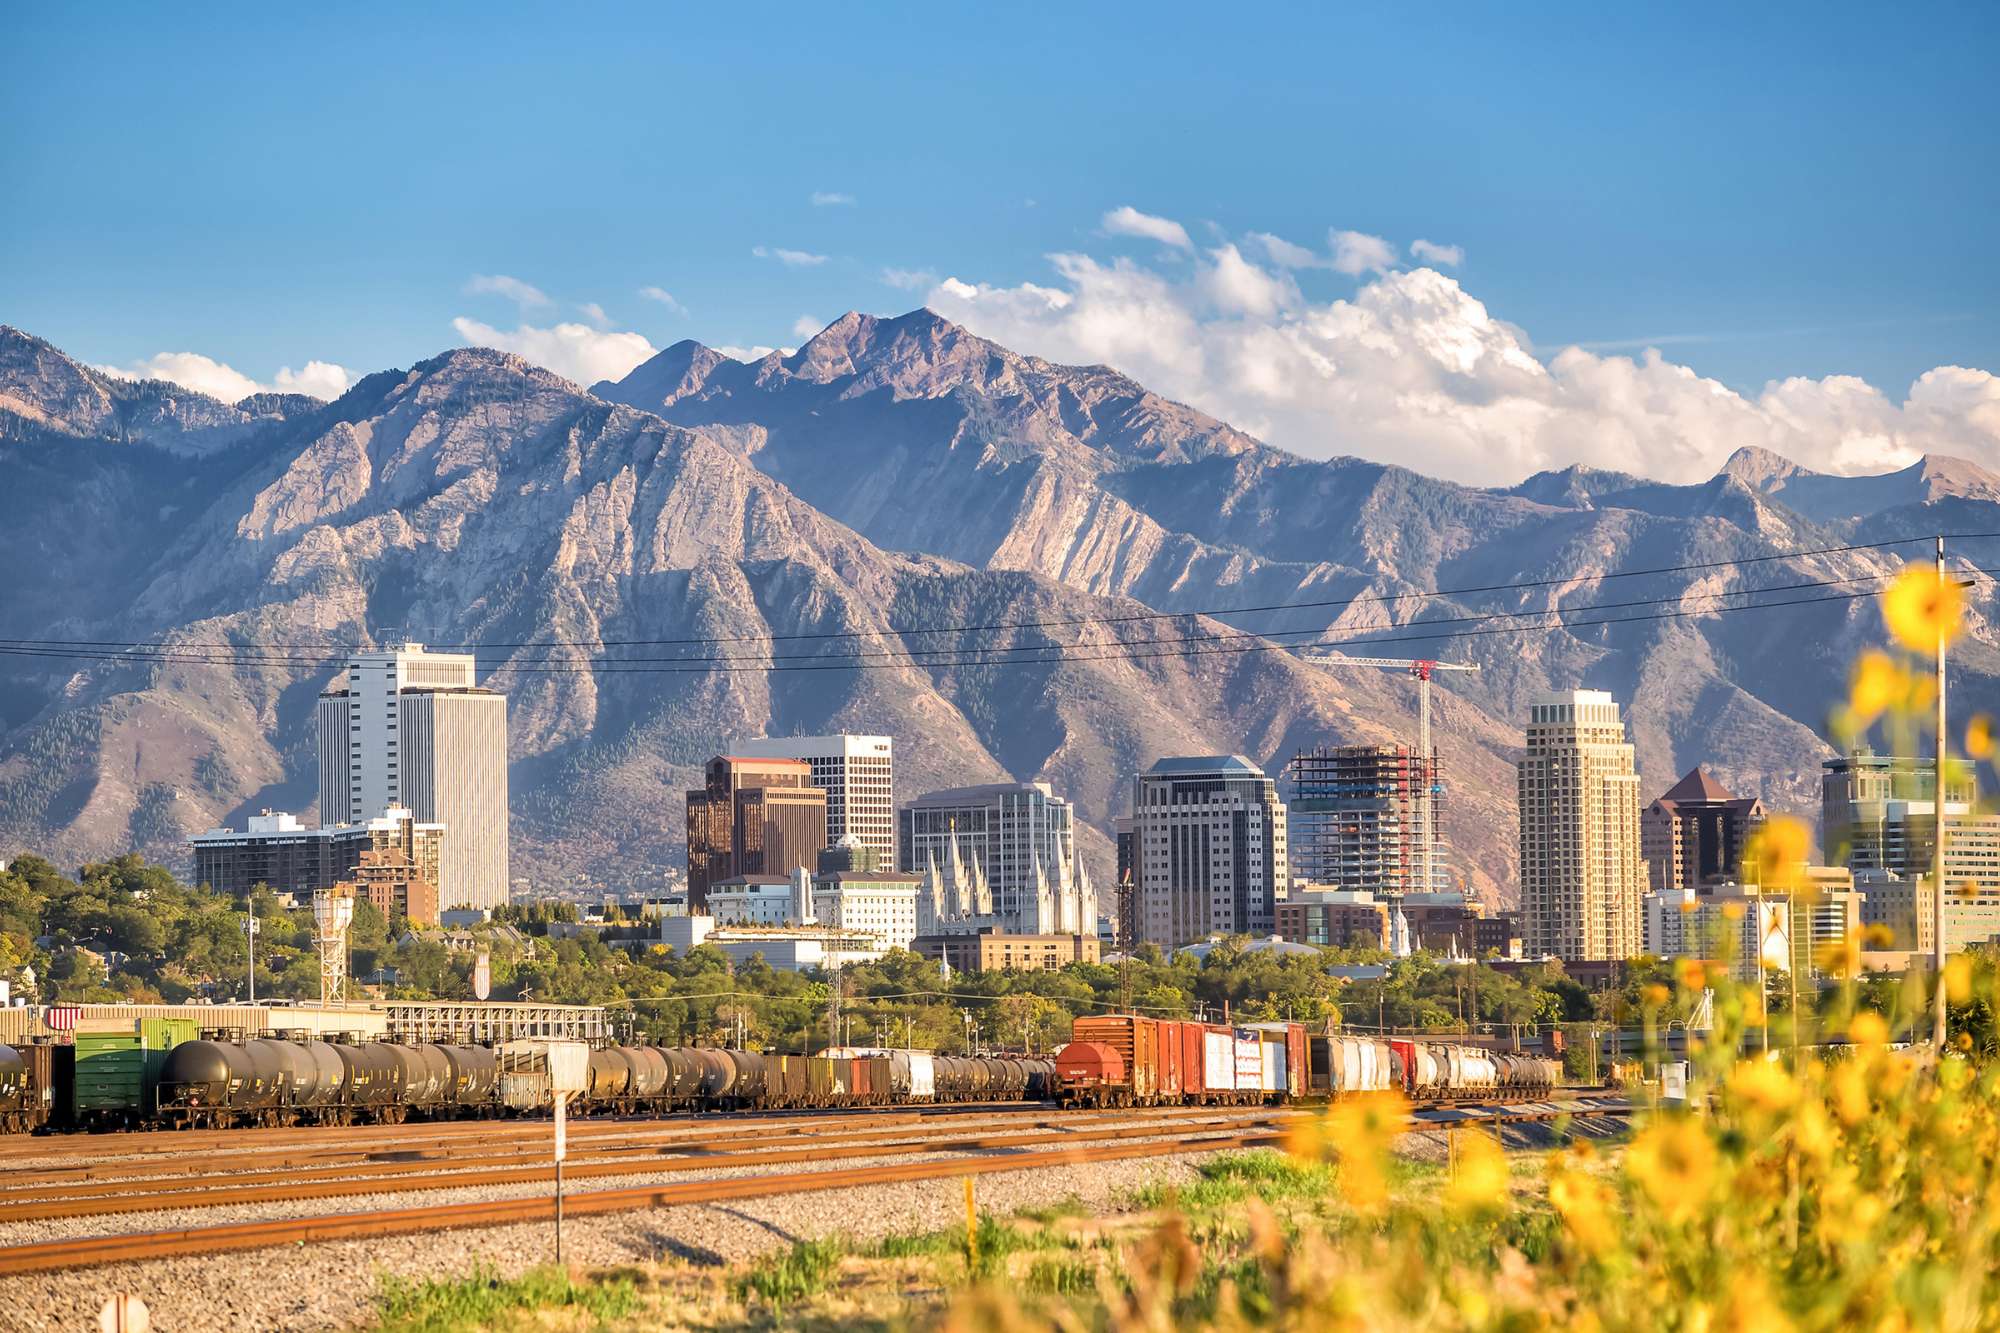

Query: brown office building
[350,847,441,927]
[1641,767,1766,893]
[686,756,829,909]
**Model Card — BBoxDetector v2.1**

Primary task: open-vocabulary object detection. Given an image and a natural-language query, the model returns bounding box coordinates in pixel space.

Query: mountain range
[2,310,1996,905]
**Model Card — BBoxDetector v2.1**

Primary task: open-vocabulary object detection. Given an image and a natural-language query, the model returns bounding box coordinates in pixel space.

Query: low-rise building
[1274,887,1390,950]
[910,930,1099,973]
[813,870,922,951]
[1641,883,1791,982]
[706,876,798,927]
[190,807,444,902]
[350,846,440,926]
[658,915,886,971]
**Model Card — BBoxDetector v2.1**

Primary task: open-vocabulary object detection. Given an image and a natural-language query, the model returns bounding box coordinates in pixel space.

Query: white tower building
[317,643,509,910]
[1517,689,1644,961]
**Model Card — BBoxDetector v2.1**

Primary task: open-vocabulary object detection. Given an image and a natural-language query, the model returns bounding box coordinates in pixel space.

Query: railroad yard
[0,1096,1630,1328]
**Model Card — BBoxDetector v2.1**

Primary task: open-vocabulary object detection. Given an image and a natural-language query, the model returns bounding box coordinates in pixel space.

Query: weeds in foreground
[374,1263,639,1332]
[730,1235,848,1306]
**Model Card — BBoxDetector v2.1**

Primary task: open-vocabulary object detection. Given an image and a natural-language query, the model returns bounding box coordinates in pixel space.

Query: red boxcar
[1072,1014,1162,1103]
[1157,1020,1185,1100]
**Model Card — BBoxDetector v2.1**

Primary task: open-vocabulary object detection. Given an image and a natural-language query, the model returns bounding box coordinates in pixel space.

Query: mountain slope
[0,333,1528,901]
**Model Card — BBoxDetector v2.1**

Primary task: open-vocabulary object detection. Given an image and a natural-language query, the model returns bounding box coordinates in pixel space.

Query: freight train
[1051,1015,1561,1107]
[0,1032,1055,1131]
[153,1039,1054,1128]
[3,1011,1562,1134]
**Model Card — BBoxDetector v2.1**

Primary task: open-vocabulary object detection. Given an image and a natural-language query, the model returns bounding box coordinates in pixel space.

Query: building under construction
[1285,745,1442,894]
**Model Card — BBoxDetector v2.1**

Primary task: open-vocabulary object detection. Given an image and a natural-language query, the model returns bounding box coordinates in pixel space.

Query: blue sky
[4,5,1996,483]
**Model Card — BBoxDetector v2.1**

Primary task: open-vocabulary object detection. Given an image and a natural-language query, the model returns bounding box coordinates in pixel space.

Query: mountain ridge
[3,312,1997,909]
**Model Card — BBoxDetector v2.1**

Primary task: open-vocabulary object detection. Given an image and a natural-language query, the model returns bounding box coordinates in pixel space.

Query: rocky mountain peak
[1718,445,1811,488]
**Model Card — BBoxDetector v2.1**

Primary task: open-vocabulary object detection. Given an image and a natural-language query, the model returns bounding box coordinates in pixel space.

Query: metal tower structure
[1301,655,1481,895]
[313,886,355,1007]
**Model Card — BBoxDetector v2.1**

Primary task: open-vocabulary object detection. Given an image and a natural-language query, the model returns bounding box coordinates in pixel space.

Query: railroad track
[1,1102,1248,1183]
[0,1100,1634,1276]
[0,1099,1050,1162]
[0,1108,1307,1222]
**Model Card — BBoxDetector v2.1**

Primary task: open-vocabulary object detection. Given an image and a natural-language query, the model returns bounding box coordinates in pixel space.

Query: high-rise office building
[1517,690,1644,961]
[730,734,894,864]
[1822,750,2000,950]
[1284,745,1440,894]
[317,644,508,910]
[684,756,829,909]
[1640,767,1766,893]
[1133,755,1288,947]
[898,782,1096,935]
[1822,750,1979,871]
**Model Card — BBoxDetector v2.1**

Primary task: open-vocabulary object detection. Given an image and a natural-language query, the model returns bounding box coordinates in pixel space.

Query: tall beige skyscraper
[1517,689,1643,961]
[318,643,510,910]
[1133,755,1288,947]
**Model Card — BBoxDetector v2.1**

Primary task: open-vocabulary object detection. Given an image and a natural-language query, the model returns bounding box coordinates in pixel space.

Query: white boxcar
[1259,1039,1286,1093]
[1203,1030,1236,1093]
[908,1051,936,1099]
[1234,1033,1262,1090]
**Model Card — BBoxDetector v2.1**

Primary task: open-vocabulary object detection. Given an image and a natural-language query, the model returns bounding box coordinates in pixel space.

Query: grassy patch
[1025,1255,1103,1296]
[374,1264,639,1332]
[730,1235,849,1307]
[1131,1150,1339,1213]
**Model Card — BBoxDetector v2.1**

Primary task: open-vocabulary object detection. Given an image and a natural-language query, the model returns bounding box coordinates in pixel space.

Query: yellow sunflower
[1882,564,1963,655]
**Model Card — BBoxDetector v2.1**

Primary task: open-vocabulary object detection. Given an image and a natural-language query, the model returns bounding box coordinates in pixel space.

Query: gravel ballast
[0,1147,1218,1331]
[0,1108,1630,1331]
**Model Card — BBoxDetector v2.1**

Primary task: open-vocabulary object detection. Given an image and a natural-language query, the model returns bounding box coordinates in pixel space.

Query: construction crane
[1298,654,1481,896]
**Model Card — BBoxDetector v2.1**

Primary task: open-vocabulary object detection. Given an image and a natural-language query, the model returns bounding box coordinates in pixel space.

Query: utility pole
[826,969,842,1054]
[1933,534,1950,1052]
[243,914,259,1004]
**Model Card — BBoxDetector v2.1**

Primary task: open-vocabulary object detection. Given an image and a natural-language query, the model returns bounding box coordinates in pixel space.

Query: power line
[0,584,1904,677]
[0,559,1990,677]
[0,576,1887,669]
[6,531,1997,656]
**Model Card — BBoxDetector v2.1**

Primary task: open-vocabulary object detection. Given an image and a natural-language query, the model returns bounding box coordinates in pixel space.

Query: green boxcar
[67,1018,199,1126]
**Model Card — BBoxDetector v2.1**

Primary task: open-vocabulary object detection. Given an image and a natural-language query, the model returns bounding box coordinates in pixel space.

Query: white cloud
[450,317,657,386]
[270,361,355,400]
[1410,238,1465,268]
[753,245,828,267]
[882,267,938,291]
[638,286,686,314]
[792,315,826,339]
[920,232,2000,485]
[577,302,610,327]
[1248,231,1323,269]
[464,274,551,308]
[95,351,353,403]
[716,344,787,362]
[1330,230,1397,276]
[1101,205,1193,251]
[811,191,856,207]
